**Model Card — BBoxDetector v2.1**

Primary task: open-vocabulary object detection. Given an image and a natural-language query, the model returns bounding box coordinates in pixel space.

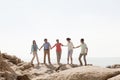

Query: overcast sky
[0,0,120,62]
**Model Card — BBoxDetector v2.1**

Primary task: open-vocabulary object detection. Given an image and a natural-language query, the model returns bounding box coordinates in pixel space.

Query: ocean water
[59,57,120,67]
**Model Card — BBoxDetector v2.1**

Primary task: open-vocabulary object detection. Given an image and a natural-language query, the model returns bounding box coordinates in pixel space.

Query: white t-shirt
[67,42,74,50]
[80,43,88,54]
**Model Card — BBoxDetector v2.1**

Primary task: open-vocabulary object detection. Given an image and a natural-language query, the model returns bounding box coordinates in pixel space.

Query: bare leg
[83,55,87,66]
[79,54,83,66]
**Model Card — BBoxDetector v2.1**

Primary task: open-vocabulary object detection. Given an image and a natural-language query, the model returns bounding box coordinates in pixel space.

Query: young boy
[39,39,51,64]
[75,38,88,66]
[51,39,63,64]
[65,38,74,64]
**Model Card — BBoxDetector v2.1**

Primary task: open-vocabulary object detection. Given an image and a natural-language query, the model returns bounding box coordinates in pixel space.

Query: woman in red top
[51,39,63,64]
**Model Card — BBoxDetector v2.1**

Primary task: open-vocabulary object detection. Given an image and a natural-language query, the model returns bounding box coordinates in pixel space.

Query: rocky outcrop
[37,66,120,80]
[17,62,32,71]
[1,51,120,80]
[107,64,120,69]
[17,75,31,80]
[108,74,120,80]
[2,53,22,65]
[0,51,17,80]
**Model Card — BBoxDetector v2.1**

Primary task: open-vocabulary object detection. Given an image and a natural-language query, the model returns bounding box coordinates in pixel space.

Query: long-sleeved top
[31,44,39,52]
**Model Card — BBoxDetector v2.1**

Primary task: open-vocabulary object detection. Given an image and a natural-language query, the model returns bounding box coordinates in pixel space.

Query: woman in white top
[66,38,74,64]
[75,38,88,66]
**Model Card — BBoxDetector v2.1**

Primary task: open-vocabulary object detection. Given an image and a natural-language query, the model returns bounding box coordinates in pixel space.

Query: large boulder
[108,74,120,80]
[0,71,16,80]
[0,51,17,80]
[2,53,22,65]
[18,63,32,71]
[37,66,120,80]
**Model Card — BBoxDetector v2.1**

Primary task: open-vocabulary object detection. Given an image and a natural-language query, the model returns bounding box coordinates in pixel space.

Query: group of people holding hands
[31,38,88,66]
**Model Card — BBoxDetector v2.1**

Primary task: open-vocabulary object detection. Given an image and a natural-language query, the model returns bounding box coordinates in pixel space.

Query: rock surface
[0,51,17,80]
[108,74,120,80]
[36,66,120,80]
[1,51,120,80]
[107,64,120,69]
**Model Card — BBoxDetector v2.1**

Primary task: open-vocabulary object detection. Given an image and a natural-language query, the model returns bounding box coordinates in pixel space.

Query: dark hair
[44,38,47,41]
[56,39,59,42]
[33,40,36,44]
[81,38,84,42]
[66,38,71,41]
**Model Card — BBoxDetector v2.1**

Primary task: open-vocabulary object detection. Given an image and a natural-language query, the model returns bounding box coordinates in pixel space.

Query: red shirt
[53,43,63,52]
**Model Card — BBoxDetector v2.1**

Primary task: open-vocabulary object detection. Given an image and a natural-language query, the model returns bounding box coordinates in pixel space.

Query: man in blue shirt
[39,39,51,64]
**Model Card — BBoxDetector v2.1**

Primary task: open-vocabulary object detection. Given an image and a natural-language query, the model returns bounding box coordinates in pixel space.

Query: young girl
[31,40,40,66]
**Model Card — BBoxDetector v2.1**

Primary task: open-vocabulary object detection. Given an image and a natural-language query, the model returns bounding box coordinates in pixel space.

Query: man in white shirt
[75,38,88,66]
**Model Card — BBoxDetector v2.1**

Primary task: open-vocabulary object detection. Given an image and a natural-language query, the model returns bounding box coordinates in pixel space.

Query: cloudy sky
[0,0,120,62]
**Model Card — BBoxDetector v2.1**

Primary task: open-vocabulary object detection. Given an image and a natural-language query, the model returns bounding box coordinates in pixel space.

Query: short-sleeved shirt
[80,43,87,53]
[67,42,74,51]
[43,42,51,50]
[54,43,62,52]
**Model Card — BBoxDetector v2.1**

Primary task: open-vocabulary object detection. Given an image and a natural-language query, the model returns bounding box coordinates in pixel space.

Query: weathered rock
[19,63,32,71]
[107,64,120,69]
[55,64,80,72]
[108,74,120,80]
[17,75,31,80]
[37,66,120,80]
[0,51,17,80]
[2,53,22,65]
